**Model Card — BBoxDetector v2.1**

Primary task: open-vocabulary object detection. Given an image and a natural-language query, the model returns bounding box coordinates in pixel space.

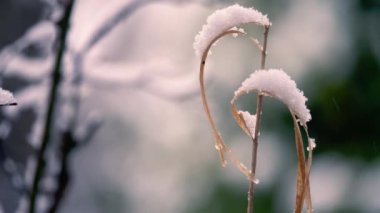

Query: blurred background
[0,0,379,212]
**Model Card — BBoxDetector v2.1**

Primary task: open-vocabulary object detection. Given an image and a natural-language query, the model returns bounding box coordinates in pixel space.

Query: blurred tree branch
[46,131,75,213]
[0,0,199,212]
[80,0,147,55]
[29,1,75,212]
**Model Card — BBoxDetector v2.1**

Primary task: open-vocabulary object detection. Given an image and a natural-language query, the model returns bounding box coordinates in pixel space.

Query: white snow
[193,4,271,56]
[234,69,311,126]
[238,110,256,136]
[0,88,17,106]
[307,138,316,151]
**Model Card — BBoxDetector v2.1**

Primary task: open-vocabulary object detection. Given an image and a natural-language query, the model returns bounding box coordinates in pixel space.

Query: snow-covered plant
[195,4,315,213]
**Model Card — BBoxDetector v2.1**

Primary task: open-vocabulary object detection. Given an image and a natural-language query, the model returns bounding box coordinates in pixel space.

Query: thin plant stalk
[29,1,75,212]
[247,26,269,213]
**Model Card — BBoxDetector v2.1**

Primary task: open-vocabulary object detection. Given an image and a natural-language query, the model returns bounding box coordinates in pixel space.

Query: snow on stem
[195,3,269,204]
[233,69,311,126]
[194,4,271,56]
[196,3,315,213]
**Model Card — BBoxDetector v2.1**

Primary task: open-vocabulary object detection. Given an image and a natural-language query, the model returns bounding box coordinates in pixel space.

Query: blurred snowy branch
[28,1,76,212]
[69,0,200,99]
[0,0,203,212]
[80,0,147,55]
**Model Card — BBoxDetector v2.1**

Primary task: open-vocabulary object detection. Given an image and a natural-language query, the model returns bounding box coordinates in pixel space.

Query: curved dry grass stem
[199,30,245,166]
[199,29,262,180]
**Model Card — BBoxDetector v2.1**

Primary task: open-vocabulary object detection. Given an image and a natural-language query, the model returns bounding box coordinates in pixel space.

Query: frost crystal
[0,88,17,106]
[193,4,271,56]
[238,110,256,136]
[235,69,311,126]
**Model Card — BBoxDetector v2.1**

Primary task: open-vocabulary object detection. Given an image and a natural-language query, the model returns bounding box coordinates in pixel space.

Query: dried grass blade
[199,29,254,166]
[292,113,307,213]
[304,131,314,212]
[304,165,312,213]
[231,102,251,137]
